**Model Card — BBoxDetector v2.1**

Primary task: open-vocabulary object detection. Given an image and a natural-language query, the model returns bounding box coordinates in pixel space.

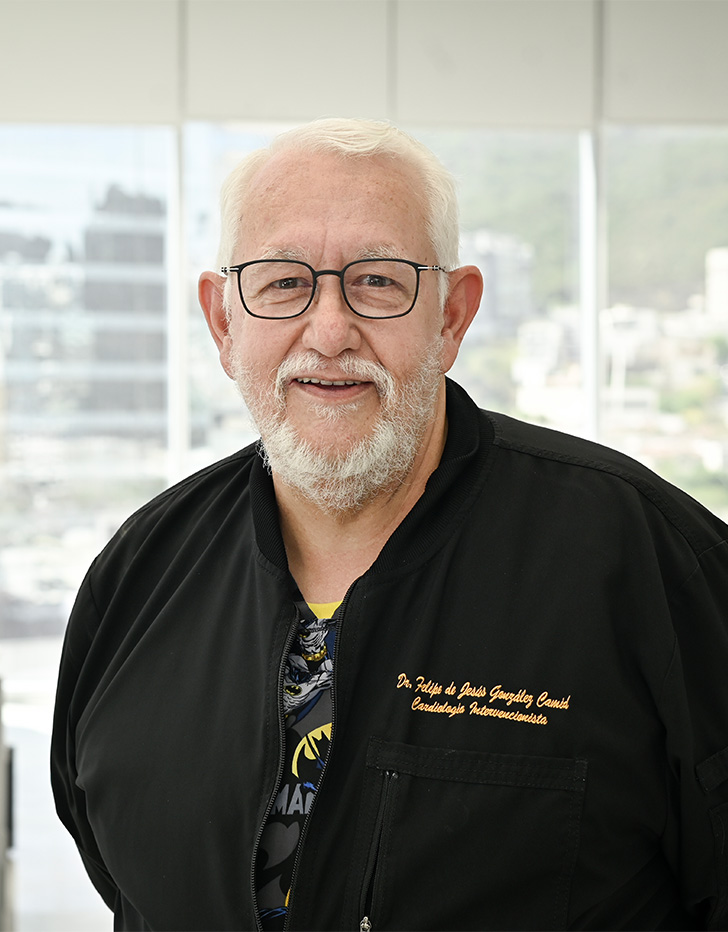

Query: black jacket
[52,380,728,931]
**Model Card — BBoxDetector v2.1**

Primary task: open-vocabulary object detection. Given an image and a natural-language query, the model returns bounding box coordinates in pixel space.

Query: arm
[665,540,728,929]
[50,569,119,911]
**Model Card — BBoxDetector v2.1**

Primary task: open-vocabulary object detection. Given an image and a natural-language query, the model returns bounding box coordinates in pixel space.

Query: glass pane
[603,127,728,519]
[0,124,174,929]
[0,126,175,636]
[406,129,583,434]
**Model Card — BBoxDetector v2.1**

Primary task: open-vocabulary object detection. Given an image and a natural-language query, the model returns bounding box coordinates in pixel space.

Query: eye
[359,274,395,288]
[270,276,309,290]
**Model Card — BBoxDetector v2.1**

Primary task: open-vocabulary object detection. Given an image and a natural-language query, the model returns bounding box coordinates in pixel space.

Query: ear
[199,271,235,379]
[440,265,483,373]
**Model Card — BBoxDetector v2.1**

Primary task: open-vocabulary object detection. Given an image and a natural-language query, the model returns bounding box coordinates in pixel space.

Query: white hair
[215,118,460,308]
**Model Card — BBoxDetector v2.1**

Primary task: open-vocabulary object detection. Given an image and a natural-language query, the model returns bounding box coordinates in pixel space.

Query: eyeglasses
[220,258,447,320]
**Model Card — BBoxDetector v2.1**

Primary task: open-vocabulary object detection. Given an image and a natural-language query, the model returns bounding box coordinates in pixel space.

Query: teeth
[297,378,362,386]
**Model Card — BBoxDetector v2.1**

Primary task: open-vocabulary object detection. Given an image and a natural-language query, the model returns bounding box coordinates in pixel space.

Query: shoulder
[90,443,264,578]
[124,443,258,530]
[479,408,728,559]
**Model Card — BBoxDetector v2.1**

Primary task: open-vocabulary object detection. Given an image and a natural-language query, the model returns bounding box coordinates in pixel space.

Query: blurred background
[1,0,727,927]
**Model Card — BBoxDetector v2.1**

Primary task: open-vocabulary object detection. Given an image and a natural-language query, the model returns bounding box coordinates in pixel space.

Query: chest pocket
[343,737,588,931]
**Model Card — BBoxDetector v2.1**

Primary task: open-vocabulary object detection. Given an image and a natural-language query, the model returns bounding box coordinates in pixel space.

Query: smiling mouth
[295,378,365,386]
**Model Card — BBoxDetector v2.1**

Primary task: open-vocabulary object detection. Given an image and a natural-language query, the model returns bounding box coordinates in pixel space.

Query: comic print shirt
[256,601,340,931]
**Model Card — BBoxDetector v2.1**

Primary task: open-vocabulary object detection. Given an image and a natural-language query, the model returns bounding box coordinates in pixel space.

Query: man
[52,119,728,931]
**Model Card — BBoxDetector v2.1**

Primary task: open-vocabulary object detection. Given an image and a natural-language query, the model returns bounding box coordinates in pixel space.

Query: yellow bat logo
[292,723,332,777]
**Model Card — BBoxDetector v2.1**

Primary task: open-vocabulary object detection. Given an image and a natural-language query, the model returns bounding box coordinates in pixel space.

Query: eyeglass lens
[239,259,419,318]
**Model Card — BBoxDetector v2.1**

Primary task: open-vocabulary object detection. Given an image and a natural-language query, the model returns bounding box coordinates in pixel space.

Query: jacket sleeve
[50,566,118,912]
[665,539,728,930]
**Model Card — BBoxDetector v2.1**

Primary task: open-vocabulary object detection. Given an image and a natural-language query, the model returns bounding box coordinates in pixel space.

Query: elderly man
[53,120,728,932]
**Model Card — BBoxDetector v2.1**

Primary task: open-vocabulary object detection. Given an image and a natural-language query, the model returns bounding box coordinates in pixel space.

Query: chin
[258,414,418,515]
[295,420,373,458]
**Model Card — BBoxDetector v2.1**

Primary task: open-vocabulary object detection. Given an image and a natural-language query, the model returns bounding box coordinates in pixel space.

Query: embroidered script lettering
[489,685,534,709]
[469,702,548,725]
[411,696,465,718]
[395,673,572,727]
[537,692,570,709]
[457,681,488,700]
[415,676,443,698]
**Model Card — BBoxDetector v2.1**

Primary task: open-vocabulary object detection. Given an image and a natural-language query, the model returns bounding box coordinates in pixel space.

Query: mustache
[273,352,395,399]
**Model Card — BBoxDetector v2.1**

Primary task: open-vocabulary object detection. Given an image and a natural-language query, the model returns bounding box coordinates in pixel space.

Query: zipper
[250,606,301,932]
[282,588,352,929]
[359,768,399,932]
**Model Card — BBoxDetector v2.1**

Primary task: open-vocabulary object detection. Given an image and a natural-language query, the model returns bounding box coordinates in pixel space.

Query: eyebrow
[352,244,403,261]
[259,247,310,262]
[256,244,406,264]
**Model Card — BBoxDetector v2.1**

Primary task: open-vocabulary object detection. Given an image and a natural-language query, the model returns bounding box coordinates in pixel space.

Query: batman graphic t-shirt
[256,601,339,931]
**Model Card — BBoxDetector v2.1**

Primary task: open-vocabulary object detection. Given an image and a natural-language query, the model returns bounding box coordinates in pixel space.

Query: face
[200,149,480,510]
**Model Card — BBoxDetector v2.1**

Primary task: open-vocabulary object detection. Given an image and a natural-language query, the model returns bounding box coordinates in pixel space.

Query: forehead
[235,149,431,262]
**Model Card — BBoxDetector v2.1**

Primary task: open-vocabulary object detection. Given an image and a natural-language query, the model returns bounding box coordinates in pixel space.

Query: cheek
[228,322,293,380]
[379,320,443,372]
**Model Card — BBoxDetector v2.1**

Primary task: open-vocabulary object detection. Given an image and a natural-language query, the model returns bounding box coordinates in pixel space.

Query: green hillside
[413,126,728,313]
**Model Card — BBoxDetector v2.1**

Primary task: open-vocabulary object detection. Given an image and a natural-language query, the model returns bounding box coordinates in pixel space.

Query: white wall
[0,0,180,122]
[604,0,728,123]
[1,0,727,127]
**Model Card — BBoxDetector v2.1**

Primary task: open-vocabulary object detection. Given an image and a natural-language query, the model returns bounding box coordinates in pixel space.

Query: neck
[274,387,448,603]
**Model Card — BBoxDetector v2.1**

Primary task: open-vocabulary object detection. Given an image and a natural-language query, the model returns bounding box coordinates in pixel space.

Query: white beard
[229,342,444,515]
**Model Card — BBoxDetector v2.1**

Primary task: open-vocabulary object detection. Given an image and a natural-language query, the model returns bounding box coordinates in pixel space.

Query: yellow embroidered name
[488,685,534,709]
[397,672,572,727]
[411,696,465,717]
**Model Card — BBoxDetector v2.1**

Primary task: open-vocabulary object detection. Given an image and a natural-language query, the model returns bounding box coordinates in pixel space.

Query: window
[603,127,728,517]
[408,128,583,434]
[0,124,174,930]
[0,126,175,639]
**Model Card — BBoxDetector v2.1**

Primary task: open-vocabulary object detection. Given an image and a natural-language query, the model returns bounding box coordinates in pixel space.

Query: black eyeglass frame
[220,258,447,320]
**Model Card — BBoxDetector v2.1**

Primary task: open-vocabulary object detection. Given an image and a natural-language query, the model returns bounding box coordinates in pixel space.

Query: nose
[300,273,362,357]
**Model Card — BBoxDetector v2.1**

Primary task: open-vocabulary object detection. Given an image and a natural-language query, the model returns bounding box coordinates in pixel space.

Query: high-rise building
[0,183,168,634]
[1,184,167,447]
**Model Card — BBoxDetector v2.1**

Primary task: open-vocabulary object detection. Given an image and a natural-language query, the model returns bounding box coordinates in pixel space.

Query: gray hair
[215,118,460,309]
